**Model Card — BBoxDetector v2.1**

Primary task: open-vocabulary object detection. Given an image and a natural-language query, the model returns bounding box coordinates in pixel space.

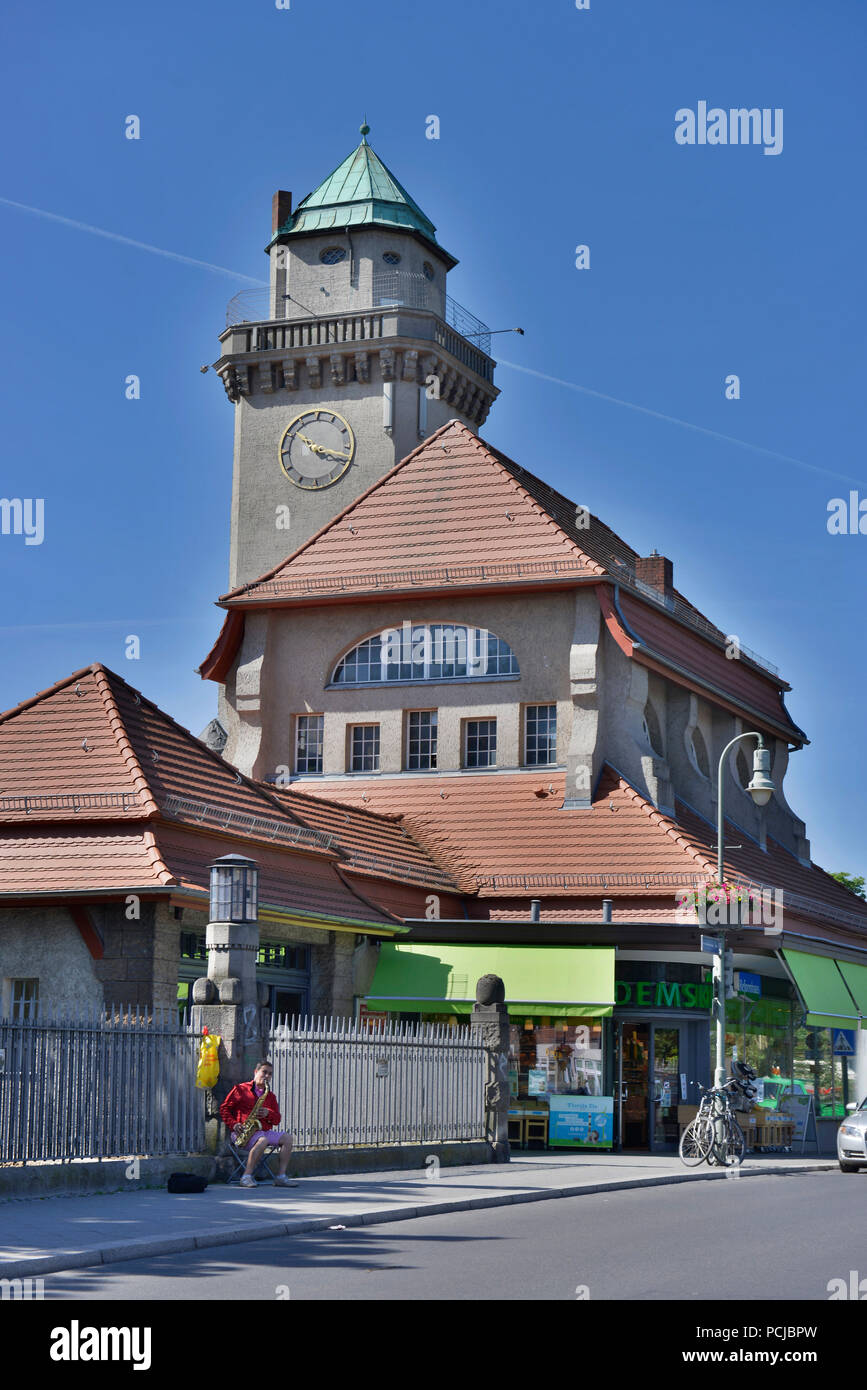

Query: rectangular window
[10,978,38,1021]
[407,711,438,770]
[295,715,324,773]
[525,704,557,765]
[350,724,380,772]
[465,718,497,768]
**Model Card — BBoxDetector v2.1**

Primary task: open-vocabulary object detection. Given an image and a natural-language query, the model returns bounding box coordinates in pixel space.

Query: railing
[267,1014,486,1149]
[0,793,142,815]
[225,285,493,375]
[0,1007,204,1164]
[161,795,334,851]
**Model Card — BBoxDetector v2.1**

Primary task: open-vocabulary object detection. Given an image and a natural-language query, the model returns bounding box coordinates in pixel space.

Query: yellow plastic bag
[196,1031,221,1089]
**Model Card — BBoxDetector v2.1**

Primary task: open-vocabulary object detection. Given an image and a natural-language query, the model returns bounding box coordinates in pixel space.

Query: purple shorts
[242,1129,291,1150]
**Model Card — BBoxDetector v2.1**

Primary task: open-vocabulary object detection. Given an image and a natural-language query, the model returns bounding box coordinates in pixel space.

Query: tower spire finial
[360,116,370,142]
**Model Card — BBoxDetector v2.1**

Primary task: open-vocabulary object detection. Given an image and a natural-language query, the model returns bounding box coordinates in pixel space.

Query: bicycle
[678,1080,746,1167]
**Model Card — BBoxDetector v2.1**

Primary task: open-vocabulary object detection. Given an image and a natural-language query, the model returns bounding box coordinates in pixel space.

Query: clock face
[278,409,355,489]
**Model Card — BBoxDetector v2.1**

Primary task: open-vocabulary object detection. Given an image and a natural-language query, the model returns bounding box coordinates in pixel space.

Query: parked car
[837,1097,867,1172]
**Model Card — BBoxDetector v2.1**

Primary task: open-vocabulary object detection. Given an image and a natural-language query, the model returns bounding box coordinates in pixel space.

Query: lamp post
[192,855,263,1155]
[712,734,775,1088]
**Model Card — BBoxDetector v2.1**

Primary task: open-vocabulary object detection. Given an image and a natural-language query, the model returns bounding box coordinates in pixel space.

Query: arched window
[643,701,664,757]
[331,624,520,685]
[690,728,710,779]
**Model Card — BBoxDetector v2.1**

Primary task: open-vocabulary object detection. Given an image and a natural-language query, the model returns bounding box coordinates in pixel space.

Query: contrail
[498,358,864,488]
[0,197,267,286]
[2,195,855,487]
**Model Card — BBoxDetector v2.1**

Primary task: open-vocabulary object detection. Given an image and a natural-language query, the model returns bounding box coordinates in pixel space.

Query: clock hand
[295,431,351,460]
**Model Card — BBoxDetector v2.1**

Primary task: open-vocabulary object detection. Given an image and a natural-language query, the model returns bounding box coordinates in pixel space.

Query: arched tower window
[331,624,519,685]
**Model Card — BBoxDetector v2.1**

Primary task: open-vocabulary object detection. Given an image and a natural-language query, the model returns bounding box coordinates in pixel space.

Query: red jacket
[220,1082,281,1133]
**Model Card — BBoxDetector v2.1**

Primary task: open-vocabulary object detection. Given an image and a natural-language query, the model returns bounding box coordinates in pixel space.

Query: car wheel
[839,1161,862,1173]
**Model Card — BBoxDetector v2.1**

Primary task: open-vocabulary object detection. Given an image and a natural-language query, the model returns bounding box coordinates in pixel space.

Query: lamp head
[747,744,774,807]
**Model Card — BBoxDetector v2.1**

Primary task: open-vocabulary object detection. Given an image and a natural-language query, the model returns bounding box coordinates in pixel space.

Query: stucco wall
[246,589,577,782]
[0,908,103,1013]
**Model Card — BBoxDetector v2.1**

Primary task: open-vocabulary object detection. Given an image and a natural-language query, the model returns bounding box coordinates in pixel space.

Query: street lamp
[209,854,259,924]
[712,734,775,1089]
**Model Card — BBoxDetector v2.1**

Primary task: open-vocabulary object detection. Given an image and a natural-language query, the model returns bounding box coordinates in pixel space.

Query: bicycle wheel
[679,1117,713,1166]
[711,1116,745,1166]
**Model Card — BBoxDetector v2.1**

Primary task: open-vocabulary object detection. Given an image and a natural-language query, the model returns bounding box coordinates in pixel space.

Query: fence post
[471,974,511,1163]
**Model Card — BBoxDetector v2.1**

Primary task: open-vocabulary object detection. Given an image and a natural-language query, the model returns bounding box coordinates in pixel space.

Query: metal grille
[0,1006,204,1164]
[266,1015,486,1149]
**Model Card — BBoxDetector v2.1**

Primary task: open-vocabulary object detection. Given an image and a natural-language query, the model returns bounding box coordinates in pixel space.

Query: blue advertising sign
[548,1095,614,1148]
[737,971,762,997]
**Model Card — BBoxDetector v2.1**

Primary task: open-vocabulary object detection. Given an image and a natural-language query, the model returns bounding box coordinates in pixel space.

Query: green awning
[836,960,867,1030]
[365,943,614,1017]
[781,949,860,1030]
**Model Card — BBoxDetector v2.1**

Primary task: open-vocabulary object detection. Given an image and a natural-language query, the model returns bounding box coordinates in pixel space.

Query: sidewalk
[0,1152,836,1279]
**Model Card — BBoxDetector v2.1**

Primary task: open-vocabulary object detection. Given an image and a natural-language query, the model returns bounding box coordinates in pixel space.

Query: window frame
[464,717,498,769]
[406,710,438,771]
[294,713,324,774]
[330,624,520,688]
[349,723,381,773]
[524,703,558,767]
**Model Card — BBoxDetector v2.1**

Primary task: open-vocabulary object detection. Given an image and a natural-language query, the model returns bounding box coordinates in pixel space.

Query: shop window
[508,1020,604,1100]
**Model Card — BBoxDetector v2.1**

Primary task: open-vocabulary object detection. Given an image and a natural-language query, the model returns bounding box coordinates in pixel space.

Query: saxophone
[233,1083,270,1147]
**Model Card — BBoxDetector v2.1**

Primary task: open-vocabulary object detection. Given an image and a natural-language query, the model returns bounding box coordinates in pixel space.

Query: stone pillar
[191,914,266,1155]
[471,974,511,1163]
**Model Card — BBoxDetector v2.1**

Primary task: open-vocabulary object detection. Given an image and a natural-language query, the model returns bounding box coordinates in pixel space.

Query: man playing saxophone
[220,1060,295,1188]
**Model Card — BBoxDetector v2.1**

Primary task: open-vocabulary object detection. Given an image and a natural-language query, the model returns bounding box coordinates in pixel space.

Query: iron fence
[266,1014,487,1149]
[0,1006,203,1164]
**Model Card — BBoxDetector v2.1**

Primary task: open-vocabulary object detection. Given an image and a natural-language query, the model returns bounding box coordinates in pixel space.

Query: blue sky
[1,0,864,876]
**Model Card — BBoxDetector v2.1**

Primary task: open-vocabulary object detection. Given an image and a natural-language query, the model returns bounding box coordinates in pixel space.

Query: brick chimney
[272,190,292,235]
[635,550,673,596]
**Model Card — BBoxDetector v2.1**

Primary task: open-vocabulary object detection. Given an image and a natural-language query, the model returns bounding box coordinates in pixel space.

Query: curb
[0,1161,837,1279]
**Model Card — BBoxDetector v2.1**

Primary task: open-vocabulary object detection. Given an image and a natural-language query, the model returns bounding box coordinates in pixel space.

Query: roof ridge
[0,663,99,726]
[220,419,467,602]
[90,666,161,817]
[270,782,403,824]
[470,437,608,575]
[95,665,320,835]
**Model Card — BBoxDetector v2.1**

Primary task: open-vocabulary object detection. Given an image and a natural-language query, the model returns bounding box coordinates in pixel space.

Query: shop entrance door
[616,1020,690,1151]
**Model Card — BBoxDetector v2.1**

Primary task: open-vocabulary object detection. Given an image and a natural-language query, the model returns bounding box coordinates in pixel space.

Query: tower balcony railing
[223,281,494,382]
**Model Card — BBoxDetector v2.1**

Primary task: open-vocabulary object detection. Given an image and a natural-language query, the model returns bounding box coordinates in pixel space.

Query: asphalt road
[38,1171,866,1301]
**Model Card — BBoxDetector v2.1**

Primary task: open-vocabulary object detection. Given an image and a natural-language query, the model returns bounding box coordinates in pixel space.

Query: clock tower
[214,125,499,590]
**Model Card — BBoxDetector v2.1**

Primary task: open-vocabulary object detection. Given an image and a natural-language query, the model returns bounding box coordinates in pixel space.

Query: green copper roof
[269,131,455,264]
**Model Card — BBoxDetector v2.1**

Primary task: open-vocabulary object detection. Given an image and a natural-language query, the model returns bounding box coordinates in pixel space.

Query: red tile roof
[0,665,404,930]
[268,785,459,892]
[0,827,173,895]
[302,767,867,936]
[220,420,603,606]
[205,419,800,740]
[612,591,803,741]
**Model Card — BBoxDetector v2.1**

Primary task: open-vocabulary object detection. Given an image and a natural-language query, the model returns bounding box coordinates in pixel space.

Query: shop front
[614,964,713,1151]
[362,942,616,1151]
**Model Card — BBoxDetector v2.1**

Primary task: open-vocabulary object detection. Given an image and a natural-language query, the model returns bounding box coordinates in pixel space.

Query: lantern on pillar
[209,854,259,924]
